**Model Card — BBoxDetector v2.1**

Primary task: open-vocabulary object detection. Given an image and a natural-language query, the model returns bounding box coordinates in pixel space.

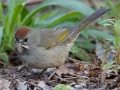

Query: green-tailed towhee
[14,8,110,69]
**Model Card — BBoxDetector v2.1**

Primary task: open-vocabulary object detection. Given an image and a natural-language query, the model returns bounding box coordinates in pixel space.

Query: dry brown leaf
[56,65,69,76]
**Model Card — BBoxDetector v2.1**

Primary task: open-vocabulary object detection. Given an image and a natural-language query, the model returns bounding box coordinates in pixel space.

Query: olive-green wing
[38,28,72,49]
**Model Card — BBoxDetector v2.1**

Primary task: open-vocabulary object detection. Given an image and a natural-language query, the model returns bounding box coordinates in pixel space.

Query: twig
[45,68,58,83]
[57,76,73,83]
[64,77,78,80]
[68,72,89,79]
[26,81,43,89]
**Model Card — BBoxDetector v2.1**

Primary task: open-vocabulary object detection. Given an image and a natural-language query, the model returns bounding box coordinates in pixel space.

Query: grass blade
[22,0,94,25]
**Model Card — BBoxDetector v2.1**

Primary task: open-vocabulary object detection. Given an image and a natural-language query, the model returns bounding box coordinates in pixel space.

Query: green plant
[0,0,26,62]
[100,19,120,74]
[102,0,120,19]
[54,84,71,90]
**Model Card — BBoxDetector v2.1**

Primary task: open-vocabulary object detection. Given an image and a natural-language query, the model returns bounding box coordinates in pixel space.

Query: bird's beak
[14,40,21,48]
[14,41,29,53]
[14,43,23,53]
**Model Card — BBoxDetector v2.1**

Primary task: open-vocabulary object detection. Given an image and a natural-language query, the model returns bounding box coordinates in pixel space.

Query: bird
[14,8,110,70]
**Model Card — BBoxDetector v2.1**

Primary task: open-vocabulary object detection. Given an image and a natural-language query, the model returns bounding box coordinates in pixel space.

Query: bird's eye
[24,38,28,42]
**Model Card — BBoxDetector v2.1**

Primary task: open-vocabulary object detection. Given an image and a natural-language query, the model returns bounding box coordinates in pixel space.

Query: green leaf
[81,29,88,38]
[7,0,26,15]
[9,4,24,45]
[103,61,115,70]
[3,16,9,35]
[22,0,94,25]
[0,1,3,20]
[9,4,24,33]
[88,29,115,40]
[75,41,95,50]
[0,53,9,63]
[54,84,70,90]
[34,9,69,27]
[0,26,3,44]
[0,48,9,63]
[34,10,82,28]
[3,3,24,51]
[47,11,82,28]
[70,45,92,61]
[41,0,94,16]
[39,9,60,21]
[21,6,29,21]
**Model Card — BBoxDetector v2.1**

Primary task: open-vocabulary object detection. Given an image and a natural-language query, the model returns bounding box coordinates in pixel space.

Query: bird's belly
[19,45,70,69]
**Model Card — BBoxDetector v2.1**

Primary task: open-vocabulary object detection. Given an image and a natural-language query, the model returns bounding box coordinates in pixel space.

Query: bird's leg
[40,69,47,75]
[45,67,58,84]
[30,68,47,78]
[21,68,47,79]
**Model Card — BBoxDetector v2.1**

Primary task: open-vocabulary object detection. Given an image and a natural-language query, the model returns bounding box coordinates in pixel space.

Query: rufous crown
[15,26,30,38]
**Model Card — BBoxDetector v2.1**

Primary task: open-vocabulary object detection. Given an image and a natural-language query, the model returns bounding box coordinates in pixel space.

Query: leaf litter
[0,50,120,90]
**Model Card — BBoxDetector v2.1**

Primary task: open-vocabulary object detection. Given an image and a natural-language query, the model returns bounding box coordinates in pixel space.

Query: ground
[0,53,119,90]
